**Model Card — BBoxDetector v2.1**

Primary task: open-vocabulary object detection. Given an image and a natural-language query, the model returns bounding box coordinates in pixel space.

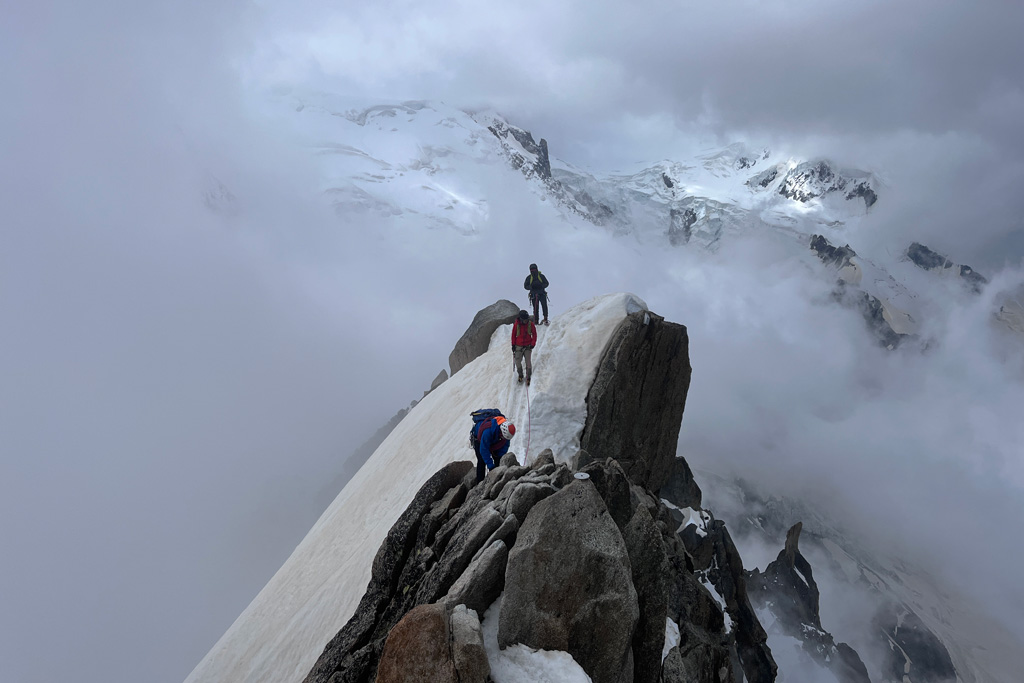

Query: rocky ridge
[810,234,918,350]
[303,451,785,683]
[699,474,966,683]
[905,242,988,294]
[299,301,947,683]
[747,523,871,683]
[302,302,781,683]
[767,161,878,208]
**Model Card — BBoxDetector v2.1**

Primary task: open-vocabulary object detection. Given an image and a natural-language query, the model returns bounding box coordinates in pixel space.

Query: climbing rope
[524,380,532,466]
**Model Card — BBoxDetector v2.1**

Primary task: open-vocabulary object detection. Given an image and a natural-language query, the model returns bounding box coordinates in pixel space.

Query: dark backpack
[469,408,504,448]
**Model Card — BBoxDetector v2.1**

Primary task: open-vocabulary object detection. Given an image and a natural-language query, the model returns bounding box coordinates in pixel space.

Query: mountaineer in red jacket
[511,309,538,385]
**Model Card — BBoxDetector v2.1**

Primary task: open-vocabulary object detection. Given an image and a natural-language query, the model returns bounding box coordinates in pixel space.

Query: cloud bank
[3,1,1023,682]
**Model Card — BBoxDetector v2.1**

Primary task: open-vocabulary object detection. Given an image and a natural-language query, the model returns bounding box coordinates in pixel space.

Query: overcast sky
[3,1,1023,682]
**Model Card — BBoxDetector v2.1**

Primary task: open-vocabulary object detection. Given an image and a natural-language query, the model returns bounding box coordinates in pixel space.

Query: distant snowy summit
[262,90,880,246]
[253,90,1018,349]
[549,144,880,249]
[748,159,877,208]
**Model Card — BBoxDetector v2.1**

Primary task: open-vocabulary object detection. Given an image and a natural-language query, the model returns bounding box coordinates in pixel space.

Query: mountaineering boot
[543,318,549,325]
[526,376,531,386]
[517,374,524,384]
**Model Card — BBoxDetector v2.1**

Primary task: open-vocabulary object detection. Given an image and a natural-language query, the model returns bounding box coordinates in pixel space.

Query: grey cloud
[250,1,1024,268]
[259,1,1024,144]
[5,1,1024,682]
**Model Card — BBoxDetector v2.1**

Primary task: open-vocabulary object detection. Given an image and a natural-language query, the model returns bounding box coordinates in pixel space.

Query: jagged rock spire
[581,309,691,493]
[747,523,870,683]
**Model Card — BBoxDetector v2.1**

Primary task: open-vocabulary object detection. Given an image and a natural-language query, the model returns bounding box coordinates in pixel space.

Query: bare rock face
[871,601,957,683]
[667,206,698,246]
[448,605,490,683]
[374,603,489,683]
[810,234,857,269]
[486,119,552,179]
[750,523,822,629]
[906,241,988,293]
[501,481,556,525]
[581,310,691,493]
[622,505,669,683]
[704,521,777,683]
[415,507,504,605]
[570,448,597,471]
[499,452,520,468]
[661,456,703,510]
[444,540,508,616]
[498,480,639,683]
[531,448,554,468]
[448,299,520,375]
[305,454,784,683]
[662,636,732,683]
[428,369,447,392]
[580,457,634,531]
[374,603,456,683]
[747,523,870,683]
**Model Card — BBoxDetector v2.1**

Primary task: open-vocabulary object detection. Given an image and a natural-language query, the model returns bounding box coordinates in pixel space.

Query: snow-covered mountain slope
[268,94,491,233]
[184,293,648,683]
[263,90,878,248]
[552,145,879,249]
[258,90,967,348]
[259,90,1010,350]
[262,91,578,235]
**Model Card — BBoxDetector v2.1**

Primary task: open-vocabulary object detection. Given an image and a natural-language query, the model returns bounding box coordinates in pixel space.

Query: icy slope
[264,91,879,251]
[185,293,647,683]
[552,150,879,249]
[266,92,506,233]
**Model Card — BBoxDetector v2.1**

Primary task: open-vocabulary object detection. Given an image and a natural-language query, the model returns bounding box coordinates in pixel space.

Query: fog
[3,1,1023,682]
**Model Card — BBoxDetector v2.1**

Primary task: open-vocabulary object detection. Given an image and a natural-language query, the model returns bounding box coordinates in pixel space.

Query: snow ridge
[184,294,646,683]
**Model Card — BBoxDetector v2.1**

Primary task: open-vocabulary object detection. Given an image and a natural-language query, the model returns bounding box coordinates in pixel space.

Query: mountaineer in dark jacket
[524,263,549,325]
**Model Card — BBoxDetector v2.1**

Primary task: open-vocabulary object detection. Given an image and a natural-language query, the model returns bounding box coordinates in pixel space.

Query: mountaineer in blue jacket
[469,410,516,483]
